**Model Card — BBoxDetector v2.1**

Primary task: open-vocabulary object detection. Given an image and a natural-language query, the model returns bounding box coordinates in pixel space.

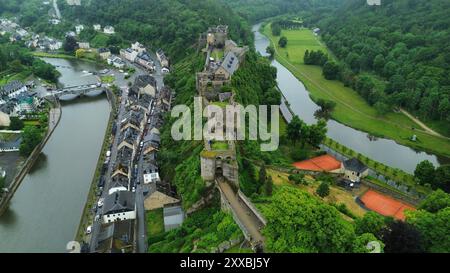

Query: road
[400,108,448,139]
[52,0,61,19]
[88,53,165,252]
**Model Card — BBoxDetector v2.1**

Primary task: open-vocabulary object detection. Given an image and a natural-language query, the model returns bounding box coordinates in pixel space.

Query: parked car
[86,225,92,235]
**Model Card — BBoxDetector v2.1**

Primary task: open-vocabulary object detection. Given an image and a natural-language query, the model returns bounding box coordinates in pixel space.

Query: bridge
[216,177,266,252]
[43,84,106,100]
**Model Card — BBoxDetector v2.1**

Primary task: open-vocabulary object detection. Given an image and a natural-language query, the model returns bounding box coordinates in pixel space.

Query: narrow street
[217,180,265,245]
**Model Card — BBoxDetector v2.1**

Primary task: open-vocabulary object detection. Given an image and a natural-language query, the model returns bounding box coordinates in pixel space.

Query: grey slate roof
[1,80,24,94]
[134,74,156,89]
[163,205,184,231]
[343,158,368,173]
[103,191,135,215]
[220,52,239,76]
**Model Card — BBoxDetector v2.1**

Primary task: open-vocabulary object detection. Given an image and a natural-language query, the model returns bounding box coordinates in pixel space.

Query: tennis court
[293,154,342,172]
[360,190,415,220]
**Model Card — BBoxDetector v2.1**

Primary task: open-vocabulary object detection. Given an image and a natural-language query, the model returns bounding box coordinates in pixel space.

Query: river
[0,58,110,252]
[252,23,448,173]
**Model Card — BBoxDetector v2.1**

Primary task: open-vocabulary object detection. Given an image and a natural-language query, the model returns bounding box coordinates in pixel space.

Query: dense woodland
[221,0,340,23]
[308,0,450,128]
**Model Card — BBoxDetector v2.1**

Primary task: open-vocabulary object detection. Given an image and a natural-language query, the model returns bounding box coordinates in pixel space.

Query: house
[1,80,27,98]
[66,31,76,37]
[120,48,138,62]
[77,42,90,49]
[313,28,320,35]
[143,172,160,185]
[156,49,169,68]
[75,25,84,35]
[133,75,157,97]
[135,52,154,71]
[67,0,81,5]
[108,56,125,69]
[49,19,60,25]
[163,205,185,232]
[342,158,369,183]
[93,24,102,31]
[214,52,239,80]
[102,191,136,224]
[98,48,111,60]
[104,26,115,35]
[131,42,146,54]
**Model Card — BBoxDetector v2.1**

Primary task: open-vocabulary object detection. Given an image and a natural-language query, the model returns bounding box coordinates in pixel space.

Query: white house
[102,191,136,224]
[131,42,146,54]
[143,172,160,185]
[93,24,101,31]
[342,158,369,183]
[77,42,90,49]
[104,26,115,35]
[75,24,84,35]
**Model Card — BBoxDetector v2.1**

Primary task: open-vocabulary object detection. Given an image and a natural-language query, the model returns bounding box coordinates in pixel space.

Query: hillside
[307,0,450,135]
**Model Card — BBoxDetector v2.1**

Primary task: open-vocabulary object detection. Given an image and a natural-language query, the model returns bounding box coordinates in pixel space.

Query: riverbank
[261,23,450,158]
[0,98,61,216]
[74,89,117,243]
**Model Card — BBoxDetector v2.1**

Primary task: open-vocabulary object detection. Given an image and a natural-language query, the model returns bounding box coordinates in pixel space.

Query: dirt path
[399,108,447,139]
[266,32,447,139]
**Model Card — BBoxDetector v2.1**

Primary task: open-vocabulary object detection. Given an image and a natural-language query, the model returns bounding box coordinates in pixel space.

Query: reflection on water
[0,59,110,253]
[252,23,447,173]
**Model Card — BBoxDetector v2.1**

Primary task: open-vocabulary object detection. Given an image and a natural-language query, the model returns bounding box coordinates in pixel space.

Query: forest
[306,0,450,132]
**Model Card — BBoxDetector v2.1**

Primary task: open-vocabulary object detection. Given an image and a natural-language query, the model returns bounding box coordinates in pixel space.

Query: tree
[258,164,267,193]
[264,176,273,196]
[63,35,78,53]
[355,211,386,237]
[278,36,287,48]
[374,101,390,116]
[434,165,450,192]
[414,160,436,185]
[264,187,355,252]
[322,61,340,80]
[266,46,275,59]
[380,220,424,253]
[19,126,44,156]
[418,189,450,213]
[307,119,327,147]
[271,23,281,36]
[406,207,450,253]
[286,115,302,145]
[9,117,24,130]
[316,181,330,197]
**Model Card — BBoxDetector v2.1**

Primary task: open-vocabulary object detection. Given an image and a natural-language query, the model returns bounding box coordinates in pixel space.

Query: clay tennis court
[293,154,342,172]
[360,190,415,220]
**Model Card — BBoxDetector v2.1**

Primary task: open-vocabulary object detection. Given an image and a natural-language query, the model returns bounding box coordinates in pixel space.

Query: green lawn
[146,209,165,237]
[100,75,115,84]
[211,141,229,151]
[262,23,450,157]
[212,48,224,61]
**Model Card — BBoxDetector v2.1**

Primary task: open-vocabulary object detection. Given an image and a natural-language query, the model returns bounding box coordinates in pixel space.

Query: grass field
[262,23,450,157]
[146,209,165,237]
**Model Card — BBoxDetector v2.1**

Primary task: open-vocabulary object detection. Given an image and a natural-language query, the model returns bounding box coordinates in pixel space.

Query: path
[265,29,447,139]
[52,0,61,19]
[400,108,447,139]
[217,180,265,245]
